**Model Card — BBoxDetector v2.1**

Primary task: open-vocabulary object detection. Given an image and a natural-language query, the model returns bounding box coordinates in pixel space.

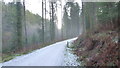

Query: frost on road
[1,38,80,66]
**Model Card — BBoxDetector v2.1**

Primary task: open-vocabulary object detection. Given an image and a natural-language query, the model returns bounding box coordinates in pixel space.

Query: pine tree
[16,0,22,50]
[42,0,44,43]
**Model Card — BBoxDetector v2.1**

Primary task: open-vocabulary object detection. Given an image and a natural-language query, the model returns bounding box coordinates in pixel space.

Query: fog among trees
[0,0,119,66]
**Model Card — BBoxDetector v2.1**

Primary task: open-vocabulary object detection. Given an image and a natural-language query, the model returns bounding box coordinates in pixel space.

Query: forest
[1,0,81,62]
[73,2,119,66]
[0,0,119,67]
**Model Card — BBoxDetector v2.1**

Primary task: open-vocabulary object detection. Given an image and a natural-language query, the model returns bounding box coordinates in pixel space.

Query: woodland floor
[73,30,119,67]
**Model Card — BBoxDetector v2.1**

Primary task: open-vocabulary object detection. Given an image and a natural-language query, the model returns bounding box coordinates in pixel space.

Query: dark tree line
[62,2,81,39]
[80,2,119,33]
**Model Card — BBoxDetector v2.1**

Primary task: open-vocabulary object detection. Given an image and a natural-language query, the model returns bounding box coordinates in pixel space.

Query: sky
[3,0,82,29]
[25,0,82,17]
[24,0,82,29]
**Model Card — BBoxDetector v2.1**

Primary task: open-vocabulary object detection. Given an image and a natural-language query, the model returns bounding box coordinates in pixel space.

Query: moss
[107,62,116,66]
[2,56,14,62]
[0,57,2,63]
[2,54,23,63]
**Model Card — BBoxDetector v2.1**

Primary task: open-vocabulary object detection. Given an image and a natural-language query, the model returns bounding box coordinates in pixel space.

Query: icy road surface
[1,38,77,66]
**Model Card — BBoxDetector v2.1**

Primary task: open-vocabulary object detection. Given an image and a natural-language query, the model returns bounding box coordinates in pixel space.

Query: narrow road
[1,38,77,66]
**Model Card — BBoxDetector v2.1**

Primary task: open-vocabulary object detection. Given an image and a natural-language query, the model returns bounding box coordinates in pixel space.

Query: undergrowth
[1,39,68,63]
[73,29,119,67]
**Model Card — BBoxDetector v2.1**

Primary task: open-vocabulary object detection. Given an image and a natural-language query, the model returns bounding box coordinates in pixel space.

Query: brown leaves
[74,30,119,66]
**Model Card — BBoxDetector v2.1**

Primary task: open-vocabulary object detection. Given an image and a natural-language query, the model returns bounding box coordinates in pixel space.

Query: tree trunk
[23,0,28,45]
[50,2,55,41]
[16,1,22,50]
[42,0,44,43]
